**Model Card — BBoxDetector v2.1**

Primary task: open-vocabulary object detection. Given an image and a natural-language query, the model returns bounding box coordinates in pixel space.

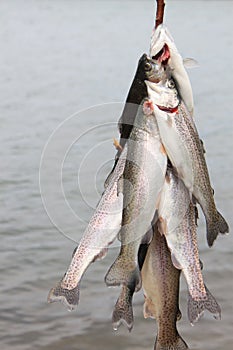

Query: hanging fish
[158,168,221,324]
[47,145,127,311]
[142,225,188,350]
[147,79,229,247]
[104,97,167,293]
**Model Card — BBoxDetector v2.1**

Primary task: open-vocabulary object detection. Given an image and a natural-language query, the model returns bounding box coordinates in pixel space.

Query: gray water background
[0,1,233,349]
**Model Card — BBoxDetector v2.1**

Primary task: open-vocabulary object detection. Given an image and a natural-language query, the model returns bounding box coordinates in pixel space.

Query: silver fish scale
[172,102,218,222]
[158,169,207,301]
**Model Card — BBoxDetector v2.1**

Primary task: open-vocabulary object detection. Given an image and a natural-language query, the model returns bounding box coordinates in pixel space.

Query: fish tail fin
[112,285,134,332]
[47,280,79,311]
[207,211,229,247]
[105,255,141,292]
[187,286,221,325]
[154,335,188,350]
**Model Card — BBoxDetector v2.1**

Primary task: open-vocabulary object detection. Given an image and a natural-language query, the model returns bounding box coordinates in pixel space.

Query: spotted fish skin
[111,235,151,332]
[47,146,128,310]
[158,168,221,324]
[146,80,229,247]
[142,226,188,350]
[105,98,167,293]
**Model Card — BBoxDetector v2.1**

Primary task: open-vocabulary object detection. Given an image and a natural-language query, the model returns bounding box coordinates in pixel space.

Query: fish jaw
[150,24,194,117]
[145,79,180,114]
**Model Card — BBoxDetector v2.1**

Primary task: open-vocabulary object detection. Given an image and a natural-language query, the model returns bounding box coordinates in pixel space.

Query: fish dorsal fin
[183,58,199,69]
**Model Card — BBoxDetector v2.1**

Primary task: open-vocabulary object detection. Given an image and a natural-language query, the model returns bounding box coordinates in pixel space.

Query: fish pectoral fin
[171,253,182,270]
[92,247,108,262]
[113,138,123,152]
[117,175,124,196]
[143,296,156,319]
[177,308,182,321]
[141,227,153,245]
[158,216,167,236]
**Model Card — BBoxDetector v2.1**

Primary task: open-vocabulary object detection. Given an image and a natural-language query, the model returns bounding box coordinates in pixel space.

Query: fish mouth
[152,44,170,65]
[156,104,179,113]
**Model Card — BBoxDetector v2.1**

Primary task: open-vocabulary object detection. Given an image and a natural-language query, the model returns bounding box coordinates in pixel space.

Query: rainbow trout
[109,57,180,330]
[142,225,188,350]
[146,81,229,247]
[158,168,221,324]
[47,145,128,311]
[105,53,166,188]
[104,98,167,293]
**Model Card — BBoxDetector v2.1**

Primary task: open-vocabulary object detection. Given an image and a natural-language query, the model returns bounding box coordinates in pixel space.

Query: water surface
[0,1,233,349]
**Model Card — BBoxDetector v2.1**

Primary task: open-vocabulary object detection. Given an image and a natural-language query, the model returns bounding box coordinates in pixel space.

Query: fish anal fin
[117,175,124,196]
[141,227,153,245]
[92,247,108,262]
[155,191,162,210]
[160,143,167,156]
[143,296,156,319]
[171,253,182,270]
[158,216,167,236]
[177,308,182,321]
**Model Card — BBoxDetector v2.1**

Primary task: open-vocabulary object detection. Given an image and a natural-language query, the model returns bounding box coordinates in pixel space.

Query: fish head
[137,53,166,83]
[145,79,180,112]
[149,24,194,117]
[150,24,174,63]
[145,57,167,83]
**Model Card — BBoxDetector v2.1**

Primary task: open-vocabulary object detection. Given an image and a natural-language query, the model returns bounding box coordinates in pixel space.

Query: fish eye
[144,62,152,71]
[167,79,175,89]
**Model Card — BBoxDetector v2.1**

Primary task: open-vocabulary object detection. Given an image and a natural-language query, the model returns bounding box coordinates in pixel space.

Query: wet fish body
[142,226,188,350]
[104,54,159,188]
[158,168,221,324]
[107,57,181,327]
[111,234,151,332]
[105,98,167,293]
[47,145,128,310]
[146,80,229,246]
